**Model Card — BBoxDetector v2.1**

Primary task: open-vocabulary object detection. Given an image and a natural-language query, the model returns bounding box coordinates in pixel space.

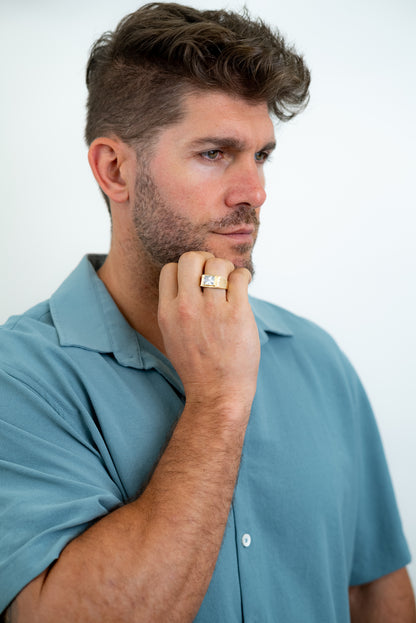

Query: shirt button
[241,533,252,548]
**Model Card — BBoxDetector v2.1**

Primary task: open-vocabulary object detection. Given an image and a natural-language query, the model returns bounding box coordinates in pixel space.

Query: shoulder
[0,300,61,375]
[0,300,91,425]
[250,295,342,352]
[1,299,57,341]
[250,295,362,391]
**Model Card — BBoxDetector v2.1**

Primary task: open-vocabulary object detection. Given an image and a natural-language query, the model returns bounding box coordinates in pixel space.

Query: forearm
[14,400,249,623]
[9,252,259,623]
[349,568,416,623]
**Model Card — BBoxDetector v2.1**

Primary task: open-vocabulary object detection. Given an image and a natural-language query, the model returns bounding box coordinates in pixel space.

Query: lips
[209,226,257,247]
[211,225,256,236]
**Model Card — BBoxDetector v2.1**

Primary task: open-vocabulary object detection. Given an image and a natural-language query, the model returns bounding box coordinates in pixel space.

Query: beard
[132,163,259,276]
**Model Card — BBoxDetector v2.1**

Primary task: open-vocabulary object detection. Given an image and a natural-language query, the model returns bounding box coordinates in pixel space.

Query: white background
[1,0,415,587]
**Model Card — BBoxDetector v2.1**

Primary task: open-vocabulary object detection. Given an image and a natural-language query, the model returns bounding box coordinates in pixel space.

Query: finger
[159,262,179,303]
[201,257,235,296]
[226,267,252,304]
[203,257,235,277]
[176,251,214,295]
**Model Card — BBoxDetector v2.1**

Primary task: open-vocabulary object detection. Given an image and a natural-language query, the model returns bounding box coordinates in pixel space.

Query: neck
[98,239,166,355]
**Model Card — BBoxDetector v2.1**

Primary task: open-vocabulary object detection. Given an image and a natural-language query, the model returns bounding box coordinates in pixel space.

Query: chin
[202,243,255,275]
[231,256,255,276]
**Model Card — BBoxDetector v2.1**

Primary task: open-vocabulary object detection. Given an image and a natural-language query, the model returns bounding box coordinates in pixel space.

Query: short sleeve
[348,363,411,585]
[0,367,124,612]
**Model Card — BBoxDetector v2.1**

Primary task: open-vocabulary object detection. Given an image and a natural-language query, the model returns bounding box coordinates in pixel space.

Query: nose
[224,161,267,209]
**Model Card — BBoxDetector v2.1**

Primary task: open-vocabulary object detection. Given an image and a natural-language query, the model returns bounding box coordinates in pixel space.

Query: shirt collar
[50,255,144,368]
[50,255,293,368]
[249,295,294,344]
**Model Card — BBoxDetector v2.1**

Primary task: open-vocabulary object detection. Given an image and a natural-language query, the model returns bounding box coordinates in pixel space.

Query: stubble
[132,163,259,275]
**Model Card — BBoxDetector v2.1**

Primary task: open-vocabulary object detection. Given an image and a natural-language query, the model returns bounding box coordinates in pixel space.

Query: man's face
[132,91,276,274]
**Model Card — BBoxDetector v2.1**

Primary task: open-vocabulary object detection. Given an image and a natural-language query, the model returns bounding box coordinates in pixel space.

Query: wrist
[183,392,254,428]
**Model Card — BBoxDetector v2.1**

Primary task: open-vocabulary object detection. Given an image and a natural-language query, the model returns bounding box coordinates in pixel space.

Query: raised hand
[158,251,260,418]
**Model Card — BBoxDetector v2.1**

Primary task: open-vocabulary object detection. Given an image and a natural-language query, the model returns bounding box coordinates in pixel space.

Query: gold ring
[200,274,228,290]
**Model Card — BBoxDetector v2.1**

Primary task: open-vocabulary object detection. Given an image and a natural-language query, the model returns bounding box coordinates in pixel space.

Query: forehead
[158,90,275,148]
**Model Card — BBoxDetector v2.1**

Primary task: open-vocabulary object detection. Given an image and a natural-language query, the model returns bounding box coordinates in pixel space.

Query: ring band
[200,274,229,290]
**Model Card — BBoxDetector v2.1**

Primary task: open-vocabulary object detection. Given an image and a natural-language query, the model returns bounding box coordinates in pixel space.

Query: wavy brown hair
[85,2,310,207]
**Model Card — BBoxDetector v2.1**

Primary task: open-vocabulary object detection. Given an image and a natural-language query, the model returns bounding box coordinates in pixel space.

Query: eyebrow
[188,136,276,153]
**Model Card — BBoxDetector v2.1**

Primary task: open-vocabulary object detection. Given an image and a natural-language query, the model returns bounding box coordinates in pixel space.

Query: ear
[88,137,135,204]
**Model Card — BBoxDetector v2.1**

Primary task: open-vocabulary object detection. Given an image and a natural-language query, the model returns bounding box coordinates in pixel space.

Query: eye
[201,150,223,161]
[255,151,270,163]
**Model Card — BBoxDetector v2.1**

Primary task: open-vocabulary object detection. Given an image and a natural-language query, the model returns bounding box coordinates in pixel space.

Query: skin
[3,91,415,622]
[349,570,416,622]
[94,91,273,352]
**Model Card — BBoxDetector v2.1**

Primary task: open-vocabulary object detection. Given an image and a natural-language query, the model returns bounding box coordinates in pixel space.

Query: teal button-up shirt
[0,255,410,620]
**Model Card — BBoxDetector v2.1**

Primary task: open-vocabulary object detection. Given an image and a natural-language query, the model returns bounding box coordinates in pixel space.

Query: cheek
[159,175,219,219]
[149,153,225,218]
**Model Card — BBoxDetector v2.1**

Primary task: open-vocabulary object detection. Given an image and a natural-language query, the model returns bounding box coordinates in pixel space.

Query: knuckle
[178,251,198,263]
[157,303,170,325]
[204,257,234,275]
[180,250,213,263]
[160,262,177,277]
[176,298,197,322]
[229,306,242,324]
[203,298,218,315]
[232,267,251,282]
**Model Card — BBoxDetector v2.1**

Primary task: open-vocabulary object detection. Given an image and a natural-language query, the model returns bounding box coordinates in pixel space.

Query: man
[0,3,414,621]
